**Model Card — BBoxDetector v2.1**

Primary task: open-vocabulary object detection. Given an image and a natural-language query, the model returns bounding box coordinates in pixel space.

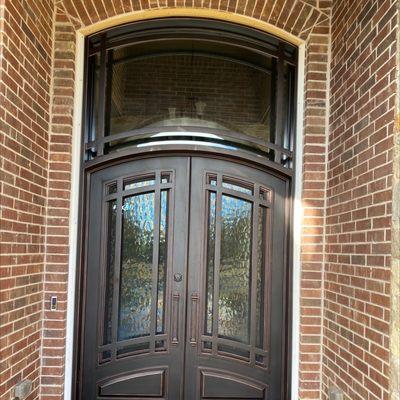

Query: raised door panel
[99,369,166,397]
[200,369,266,399]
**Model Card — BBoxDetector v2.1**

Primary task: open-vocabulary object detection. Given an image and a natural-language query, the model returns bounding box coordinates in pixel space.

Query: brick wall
[1,1,333,399]
[0,0,54,399]
[40,8,76,400]
[1,1,397,400]
[323,1,397,399]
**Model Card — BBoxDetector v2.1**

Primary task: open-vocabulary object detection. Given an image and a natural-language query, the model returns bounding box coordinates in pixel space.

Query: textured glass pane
[222,179,253,195]
[256,207,267,349]
[103,200,116,345]
[219,195,252,343]
[205,192,216,335]
[124,175,155,190]
[156,190,168,334]
[207,174,217,186]
[118,193,155,341]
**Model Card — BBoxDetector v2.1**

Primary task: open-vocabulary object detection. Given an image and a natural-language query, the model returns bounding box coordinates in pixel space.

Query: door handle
[171,292,180,344]
[189,293,199,345]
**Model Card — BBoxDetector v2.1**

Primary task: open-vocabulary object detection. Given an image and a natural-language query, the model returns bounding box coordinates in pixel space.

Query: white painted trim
[64,31,85,400]
[291,43,306,400]
[63,16,306,400]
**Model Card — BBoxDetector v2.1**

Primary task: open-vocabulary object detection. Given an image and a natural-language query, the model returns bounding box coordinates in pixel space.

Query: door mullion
[211,173,222,355]
[110,177,123,359]
[150,172,161,352]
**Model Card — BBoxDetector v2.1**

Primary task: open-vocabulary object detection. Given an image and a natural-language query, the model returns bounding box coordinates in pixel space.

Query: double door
[81,155,289,399]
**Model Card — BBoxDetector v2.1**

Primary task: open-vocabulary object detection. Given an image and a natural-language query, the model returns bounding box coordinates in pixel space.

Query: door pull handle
[171,292,180,344]
[190,293,199,345]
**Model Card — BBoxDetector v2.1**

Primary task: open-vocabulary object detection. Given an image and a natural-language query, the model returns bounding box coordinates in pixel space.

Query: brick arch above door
[58,0,330,41]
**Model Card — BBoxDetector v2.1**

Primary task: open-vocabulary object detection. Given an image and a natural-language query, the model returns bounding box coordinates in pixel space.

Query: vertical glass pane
[256,207,267,349]
[283,63,295,152]
[103,200,116,344]
[205,192,216,335]
[89,53,100,143]
[218,195,252,343]
[118,193,155,340]
[156,190,168,334]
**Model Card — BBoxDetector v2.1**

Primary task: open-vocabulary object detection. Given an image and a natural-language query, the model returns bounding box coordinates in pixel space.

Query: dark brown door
[81,155,289,399]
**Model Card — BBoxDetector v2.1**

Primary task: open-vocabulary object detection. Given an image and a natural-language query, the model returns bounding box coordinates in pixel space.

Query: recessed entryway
[77,19,297,399]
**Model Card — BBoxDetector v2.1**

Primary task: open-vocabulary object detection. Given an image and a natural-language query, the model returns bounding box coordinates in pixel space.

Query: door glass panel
[124,174,156,190]
[106,181,117,194]
[205,191,216,335]
[256,207,267,349]
[156,190,168,334]
[160,172,172,184]
[118,192,155,341]
[219,195,252,343]
[103,200,117,345]
[222,177,253,195]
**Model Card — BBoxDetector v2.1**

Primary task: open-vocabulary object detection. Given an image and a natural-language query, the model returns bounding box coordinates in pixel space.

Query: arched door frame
[65,10,306,399]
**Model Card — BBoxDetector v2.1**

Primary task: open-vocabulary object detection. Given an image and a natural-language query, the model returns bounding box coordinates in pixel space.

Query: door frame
[64,12,306,400]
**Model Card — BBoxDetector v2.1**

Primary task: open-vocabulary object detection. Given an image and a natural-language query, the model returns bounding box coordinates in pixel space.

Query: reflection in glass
[109,43,274,142]
[118,193,155,340]
[157,190,168,334]
[256,207,267,349]
[205,192,216,335]
[219,195,252,343]
[103,200,116,344]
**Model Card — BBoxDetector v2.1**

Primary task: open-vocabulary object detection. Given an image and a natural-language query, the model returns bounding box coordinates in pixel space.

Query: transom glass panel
[108,41,274,141]
[85,22,296,167]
